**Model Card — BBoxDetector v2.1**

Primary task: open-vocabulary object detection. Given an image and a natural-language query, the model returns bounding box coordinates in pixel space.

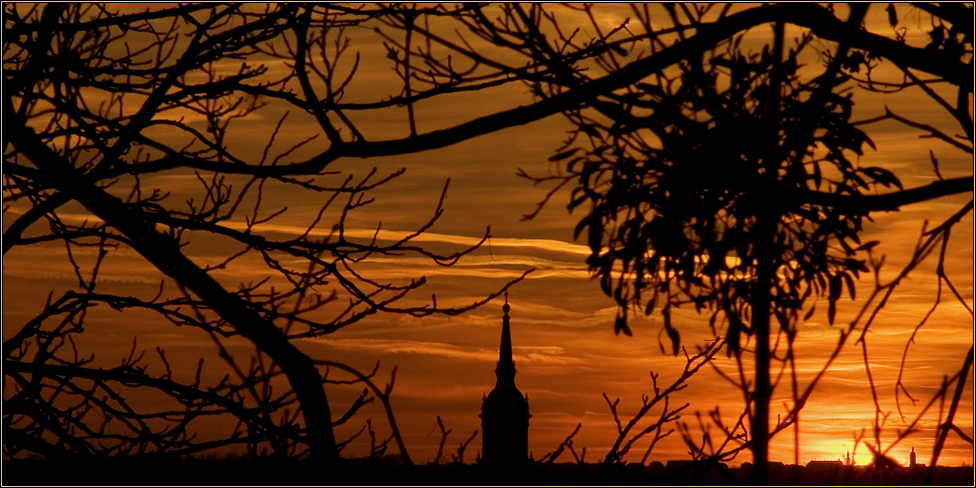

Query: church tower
[480,294,530,466]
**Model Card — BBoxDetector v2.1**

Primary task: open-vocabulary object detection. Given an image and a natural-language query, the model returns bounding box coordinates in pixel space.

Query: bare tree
[3,3,543,462]
[600,340,726,473]
[840,4,973,474]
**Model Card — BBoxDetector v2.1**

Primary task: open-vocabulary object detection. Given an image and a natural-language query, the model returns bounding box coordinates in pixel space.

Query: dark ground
[2,458,973,486]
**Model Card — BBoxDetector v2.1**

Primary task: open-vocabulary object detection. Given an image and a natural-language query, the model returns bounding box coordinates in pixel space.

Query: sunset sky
[3,3,972,468]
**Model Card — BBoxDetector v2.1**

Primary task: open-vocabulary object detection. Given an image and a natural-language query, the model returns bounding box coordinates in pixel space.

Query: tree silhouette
[3,3,543,462]
[552,5,968,482]
[4,3,971,479]
[392,3,972,482]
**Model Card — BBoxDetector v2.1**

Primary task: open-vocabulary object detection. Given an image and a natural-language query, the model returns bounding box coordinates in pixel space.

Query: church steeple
[480,292,530,467]
[495,293,516,387]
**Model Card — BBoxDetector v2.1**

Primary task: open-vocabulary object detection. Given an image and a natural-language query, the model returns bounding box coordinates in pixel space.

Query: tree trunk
[748,21,784,484]
[11,121,340,461]
[748,234,774,484]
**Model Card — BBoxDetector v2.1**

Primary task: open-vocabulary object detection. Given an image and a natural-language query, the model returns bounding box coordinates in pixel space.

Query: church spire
[495,292,516,387]
[480,291,530,467]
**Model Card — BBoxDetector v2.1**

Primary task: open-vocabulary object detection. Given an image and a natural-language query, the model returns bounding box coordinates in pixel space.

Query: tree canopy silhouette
[389,2,972,482]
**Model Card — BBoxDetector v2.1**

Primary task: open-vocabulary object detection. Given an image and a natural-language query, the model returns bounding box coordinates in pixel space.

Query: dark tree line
[4,3,972,481]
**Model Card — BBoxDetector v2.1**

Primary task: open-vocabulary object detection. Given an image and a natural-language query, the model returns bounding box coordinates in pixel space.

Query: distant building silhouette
[806,459,843,474]
[480,294,530,466]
